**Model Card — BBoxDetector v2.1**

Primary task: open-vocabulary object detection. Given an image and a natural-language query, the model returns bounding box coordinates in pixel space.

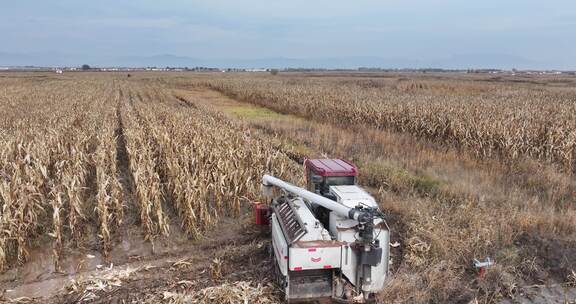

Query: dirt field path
[0,215,273,303]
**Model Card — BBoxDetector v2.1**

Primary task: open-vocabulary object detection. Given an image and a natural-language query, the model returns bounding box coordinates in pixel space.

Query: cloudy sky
[1,0,575,68]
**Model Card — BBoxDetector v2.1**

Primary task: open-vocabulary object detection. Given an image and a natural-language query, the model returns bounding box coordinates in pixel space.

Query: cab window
[325,176,355,186]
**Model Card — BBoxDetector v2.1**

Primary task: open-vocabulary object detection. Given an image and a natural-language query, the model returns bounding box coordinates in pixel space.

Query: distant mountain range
[0,51,559,70]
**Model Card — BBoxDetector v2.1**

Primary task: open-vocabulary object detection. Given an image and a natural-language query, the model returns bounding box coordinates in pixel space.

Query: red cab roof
[305,159,358,177]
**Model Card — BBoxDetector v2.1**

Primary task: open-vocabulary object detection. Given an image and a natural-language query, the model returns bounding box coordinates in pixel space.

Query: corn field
[2,72,576,303]
[196,76,576,172]
[0,75,300,273]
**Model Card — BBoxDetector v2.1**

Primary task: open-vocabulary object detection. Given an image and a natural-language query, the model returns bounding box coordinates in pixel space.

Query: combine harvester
[260,159,389,303]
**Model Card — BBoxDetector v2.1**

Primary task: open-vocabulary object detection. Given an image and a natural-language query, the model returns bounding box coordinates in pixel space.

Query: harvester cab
[305,158,358,197]
[304,159,359,229]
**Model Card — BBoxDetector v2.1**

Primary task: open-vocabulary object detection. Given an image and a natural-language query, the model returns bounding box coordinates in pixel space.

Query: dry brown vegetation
[198,75,576,172]
[0,79,118,272]
[0,74,299,287]
[175,73,576,303]
[1,72,575,304]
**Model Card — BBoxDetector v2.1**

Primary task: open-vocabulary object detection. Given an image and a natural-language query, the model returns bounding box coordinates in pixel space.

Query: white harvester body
[263,166,390,303]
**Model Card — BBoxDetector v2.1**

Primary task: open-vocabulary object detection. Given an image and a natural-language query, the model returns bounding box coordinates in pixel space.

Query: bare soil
[0,213,275,303]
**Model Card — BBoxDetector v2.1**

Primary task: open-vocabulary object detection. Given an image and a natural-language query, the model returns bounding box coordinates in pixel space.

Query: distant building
[246,68,268,72]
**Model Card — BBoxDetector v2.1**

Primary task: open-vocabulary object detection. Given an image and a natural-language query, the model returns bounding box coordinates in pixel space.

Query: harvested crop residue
[0,215,282,304]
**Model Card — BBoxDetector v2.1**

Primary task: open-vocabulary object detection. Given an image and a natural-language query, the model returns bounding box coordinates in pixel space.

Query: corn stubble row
[0,77,300,273]
[200,77,576,172]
